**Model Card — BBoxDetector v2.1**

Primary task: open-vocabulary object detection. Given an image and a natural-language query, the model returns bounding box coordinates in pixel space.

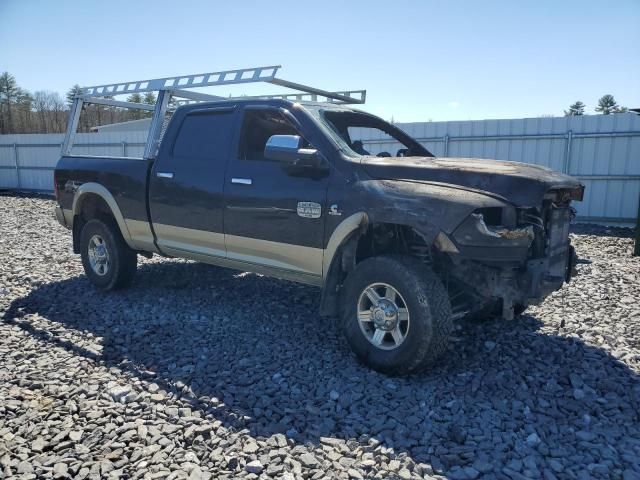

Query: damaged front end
[434,191,582,320]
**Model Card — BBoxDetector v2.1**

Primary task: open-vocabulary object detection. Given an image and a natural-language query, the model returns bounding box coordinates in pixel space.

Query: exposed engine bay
[437,191,582,320]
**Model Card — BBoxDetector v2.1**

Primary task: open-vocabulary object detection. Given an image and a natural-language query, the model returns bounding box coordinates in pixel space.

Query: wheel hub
[95,245,107,261]
[357,282,410,351]
[88,234,110,276]
[372,299,399,331]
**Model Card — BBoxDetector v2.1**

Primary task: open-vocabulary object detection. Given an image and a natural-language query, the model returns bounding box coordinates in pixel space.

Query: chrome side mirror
[264,135,319,165]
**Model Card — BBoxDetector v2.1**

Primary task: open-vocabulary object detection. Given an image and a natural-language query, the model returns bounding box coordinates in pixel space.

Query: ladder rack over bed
[62,65,366,159]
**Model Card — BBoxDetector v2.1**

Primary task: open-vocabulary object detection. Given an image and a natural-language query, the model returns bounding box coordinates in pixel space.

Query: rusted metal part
[470,213,534,241]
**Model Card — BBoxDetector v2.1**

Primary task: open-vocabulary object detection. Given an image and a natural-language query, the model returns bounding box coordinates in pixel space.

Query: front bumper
[447,205,579,319]
[522,242,578,301]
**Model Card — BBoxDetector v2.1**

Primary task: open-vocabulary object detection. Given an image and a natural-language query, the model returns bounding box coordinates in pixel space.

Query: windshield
[307,107,433,158]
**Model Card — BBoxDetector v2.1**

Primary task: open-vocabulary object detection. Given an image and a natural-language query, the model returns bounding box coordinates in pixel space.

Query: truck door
[223,106,329,280]
[149,106,237,258]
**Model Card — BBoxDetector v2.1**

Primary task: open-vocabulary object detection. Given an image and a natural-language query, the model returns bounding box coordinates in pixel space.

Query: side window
[172,111,234,161]
[347,126,403,156]
[238,109,307,161]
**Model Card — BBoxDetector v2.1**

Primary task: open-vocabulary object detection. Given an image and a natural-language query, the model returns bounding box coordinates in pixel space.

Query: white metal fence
[1,114,639,223]
[0,131,149,192]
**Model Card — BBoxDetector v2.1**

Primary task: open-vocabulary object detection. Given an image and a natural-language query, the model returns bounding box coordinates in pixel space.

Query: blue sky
[1,0,638,122]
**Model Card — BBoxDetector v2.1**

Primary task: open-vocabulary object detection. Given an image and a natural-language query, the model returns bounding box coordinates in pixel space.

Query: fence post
[122,141,127,157]
[443,134,449,157]
[13,143,20,189]
[563,130,573,173]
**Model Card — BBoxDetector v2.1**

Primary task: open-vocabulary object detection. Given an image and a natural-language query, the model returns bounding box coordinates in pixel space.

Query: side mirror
[264,135,322,167]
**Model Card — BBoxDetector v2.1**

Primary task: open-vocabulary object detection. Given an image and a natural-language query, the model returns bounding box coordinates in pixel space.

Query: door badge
[297,202,322,219]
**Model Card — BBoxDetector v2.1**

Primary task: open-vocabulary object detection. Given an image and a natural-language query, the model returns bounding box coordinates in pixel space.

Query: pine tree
[564,101,585,116]
[126,93,144,120]
[595,95,619,115]
[595,95,628,114]
[141,92,157,118]
[66,84,83,106]
[127,93,143,103]
[143,92,156,105]
[0,72,24,133]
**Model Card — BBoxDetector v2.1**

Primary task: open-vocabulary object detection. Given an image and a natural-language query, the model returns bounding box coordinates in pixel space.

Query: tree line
[564,95,628,116]
[0,72,156,134]
[0,71,634,134]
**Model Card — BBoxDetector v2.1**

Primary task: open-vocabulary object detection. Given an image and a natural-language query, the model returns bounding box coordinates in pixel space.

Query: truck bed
[54,155,152,225]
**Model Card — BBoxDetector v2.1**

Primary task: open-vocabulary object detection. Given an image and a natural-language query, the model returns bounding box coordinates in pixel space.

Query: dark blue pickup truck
[54,68,584,374]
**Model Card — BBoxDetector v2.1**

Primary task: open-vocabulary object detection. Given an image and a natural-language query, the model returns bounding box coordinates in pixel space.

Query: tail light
[53,173,59,200]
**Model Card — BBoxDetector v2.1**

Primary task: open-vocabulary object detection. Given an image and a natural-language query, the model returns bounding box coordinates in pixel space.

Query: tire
[340,255,452,375]
[80,218,137,291]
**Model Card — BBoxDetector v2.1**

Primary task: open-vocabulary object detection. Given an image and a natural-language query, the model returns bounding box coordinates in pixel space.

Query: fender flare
[322,212,368,279]
[72,182,135,249]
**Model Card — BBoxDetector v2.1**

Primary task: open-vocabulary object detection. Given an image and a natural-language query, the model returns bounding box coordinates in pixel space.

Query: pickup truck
[54,98,584,375]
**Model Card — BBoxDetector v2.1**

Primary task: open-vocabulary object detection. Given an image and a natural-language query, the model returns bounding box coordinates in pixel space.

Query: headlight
[474,207,517,228]
[453,211,534,248]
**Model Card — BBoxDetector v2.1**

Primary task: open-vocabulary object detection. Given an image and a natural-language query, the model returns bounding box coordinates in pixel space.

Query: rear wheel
[80,218,137,291]
[340,255,452,375]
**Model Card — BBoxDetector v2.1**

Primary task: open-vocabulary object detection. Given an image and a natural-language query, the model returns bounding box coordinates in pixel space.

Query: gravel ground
[1,193,639,480]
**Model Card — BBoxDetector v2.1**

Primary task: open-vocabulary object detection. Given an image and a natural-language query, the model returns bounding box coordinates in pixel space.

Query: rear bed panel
[55,155,151,222]
[54,155,158,252]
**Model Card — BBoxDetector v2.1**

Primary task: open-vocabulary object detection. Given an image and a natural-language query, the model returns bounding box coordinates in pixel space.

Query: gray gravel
[1,193,639,480]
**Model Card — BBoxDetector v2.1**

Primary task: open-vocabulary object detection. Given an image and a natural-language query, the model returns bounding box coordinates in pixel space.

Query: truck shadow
[3,260,639,476]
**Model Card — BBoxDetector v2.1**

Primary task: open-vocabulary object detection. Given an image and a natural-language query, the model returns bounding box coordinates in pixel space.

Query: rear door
[223,106,329,279]
[149,106,238,258]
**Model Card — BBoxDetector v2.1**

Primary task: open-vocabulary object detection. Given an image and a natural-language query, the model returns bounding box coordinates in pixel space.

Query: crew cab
[54,70,584,375]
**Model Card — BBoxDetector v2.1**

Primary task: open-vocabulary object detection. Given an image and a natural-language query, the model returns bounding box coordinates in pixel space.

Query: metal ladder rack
[62,65,366,159]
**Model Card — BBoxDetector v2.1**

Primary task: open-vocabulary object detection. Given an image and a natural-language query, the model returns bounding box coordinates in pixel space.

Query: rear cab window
[171,109,236,163]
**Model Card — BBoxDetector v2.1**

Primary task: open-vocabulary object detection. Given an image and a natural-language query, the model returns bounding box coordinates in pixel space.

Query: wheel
[80,218,137,291]
[340,255,452,375]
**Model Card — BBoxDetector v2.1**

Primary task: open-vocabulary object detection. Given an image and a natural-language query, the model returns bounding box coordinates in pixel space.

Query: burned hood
[360,156,584,207]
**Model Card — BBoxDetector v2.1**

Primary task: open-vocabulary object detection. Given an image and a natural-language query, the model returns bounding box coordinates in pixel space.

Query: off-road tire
[80,218,137,291]
[340,255,452,375]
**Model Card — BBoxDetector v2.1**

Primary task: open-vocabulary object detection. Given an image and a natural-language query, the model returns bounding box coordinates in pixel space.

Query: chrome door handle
[157,172,174,179]
[231,178,252,185]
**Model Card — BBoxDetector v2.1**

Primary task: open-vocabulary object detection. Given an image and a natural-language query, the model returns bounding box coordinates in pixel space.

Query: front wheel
[80,218,137,291]
[340,256,453,375]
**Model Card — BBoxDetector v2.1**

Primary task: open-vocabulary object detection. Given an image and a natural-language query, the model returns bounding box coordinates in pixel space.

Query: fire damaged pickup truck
[54,69,584,375]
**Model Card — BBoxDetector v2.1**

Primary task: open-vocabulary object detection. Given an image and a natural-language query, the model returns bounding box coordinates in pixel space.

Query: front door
[223,107,329,279]
[149,106,237,258]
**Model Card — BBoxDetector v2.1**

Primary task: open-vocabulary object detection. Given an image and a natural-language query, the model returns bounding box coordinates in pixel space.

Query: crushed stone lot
[0,193,639,480]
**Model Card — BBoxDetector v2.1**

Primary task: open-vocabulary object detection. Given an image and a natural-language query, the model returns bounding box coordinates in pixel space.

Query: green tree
[15,90,34,132]
[126,93,144,120]
[0,72,24,133]
[595,95,628,114]
[126,93,143,103]
[141,92,157,118]
[564,101,585,116]
[595,95,618,114]
[66,84,83,106]
[143,92,156,105]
